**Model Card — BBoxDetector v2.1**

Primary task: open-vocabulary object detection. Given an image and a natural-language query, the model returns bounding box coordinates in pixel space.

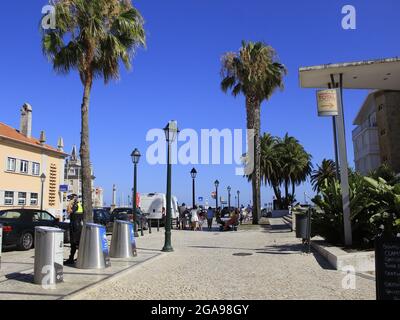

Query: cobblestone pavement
[77,219,376,300]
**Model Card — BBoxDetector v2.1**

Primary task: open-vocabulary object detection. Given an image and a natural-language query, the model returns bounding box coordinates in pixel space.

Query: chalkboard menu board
[375,237,400,300]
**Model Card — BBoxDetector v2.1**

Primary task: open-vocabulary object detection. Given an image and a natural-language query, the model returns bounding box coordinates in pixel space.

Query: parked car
[0,209,70,251]
[107,207,148,232]
[93,208,111,226]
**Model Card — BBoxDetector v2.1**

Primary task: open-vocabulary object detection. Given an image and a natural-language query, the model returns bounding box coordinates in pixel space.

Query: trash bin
[76,223,111,269]
[0,224,3,269]
[295,213,309,239]
[33,227,64,286]
[110,220,137,258]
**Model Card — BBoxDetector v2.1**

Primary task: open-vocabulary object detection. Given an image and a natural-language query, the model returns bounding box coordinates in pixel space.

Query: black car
[0,209,70,251]
[93,208,111,226]
[107,207,148,232]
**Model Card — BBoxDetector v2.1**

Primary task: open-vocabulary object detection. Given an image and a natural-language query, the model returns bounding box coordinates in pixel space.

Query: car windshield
[113,208,132,215]
[0,211,22,219]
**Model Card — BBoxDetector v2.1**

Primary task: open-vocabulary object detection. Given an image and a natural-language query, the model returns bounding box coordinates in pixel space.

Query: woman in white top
[190,206,199,231]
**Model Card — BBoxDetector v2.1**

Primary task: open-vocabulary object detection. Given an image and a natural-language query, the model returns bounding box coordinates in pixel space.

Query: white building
[352,92,381,175]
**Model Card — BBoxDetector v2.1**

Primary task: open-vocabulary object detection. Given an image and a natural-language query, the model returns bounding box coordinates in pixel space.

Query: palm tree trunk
[291,183,295,203]
[80,73,94,223]
[246,96,261,225]
[284,179,289,207]
[272,184,282,209]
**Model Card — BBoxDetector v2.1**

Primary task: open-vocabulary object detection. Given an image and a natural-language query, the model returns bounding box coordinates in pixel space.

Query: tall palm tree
[311,159,337,193]
[220,41,286,224]
[41,0,146,222]
[276,134,312,206]
[259,133,282,206]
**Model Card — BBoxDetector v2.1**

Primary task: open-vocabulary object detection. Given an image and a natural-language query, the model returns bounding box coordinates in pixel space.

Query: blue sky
[1,0,400,206]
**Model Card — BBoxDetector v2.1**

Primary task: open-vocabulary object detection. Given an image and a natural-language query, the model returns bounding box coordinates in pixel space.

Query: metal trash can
[295,213,309,239]
[33,227,64,286]
[110,220,137,258]
[76,223,111,269]
[0,224,3,269]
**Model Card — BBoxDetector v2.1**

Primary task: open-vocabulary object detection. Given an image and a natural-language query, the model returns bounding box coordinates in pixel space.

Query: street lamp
[162,121,179,252]
[40,173,46,211]
[237,190,240,208]
[190,168,197,209]
[227,186,231,208]
[131,148,141,237]
[214,180,219,210]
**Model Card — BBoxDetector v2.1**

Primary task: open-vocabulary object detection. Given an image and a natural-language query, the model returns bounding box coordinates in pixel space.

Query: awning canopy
[299,57,400,90]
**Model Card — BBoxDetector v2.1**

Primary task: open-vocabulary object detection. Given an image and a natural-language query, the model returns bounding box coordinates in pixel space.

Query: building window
[4,191,14,205]
[6,157,16,172]
[20,160,28,174]
[380,129,386,136]
[32,162,40,176]
[378,104,384,111]
[18,192,27,206]
[30,193,38,206]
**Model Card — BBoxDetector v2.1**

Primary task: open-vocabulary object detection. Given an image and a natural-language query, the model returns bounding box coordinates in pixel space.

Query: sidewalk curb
[60,251,166,300]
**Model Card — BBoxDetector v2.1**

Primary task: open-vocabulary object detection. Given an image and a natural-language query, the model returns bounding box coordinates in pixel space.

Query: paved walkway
[77,218,376,300]
[0,238,161,300]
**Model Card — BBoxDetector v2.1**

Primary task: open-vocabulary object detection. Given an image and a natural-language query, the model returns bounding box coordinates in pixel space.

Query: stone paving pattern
[76,218,376,300]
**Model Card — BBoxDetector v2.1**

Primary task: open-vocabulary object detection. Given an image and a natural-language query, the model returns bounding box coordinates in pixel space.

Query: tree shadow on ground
[255,243,306,255]
[188,245,266,251]
[256,243,335,270]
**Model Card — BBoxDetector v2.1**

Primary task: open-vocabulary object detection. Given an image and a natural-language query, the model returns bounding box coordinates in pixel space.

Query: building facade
[352,90,400,175]
[64,146,103,207]
[0,104,67,218]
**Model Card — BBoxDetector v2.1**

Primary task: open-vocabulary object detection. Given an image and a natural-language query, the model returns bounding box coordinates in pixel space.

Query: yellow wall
[0,139,66,218]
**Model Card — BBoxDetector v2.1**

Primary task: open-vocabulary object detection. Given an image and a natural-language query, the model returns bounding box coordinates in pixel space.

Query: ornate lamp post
[162,121,179,252]
[40,173,46,211]
[237,190,240,208]
[131,148,141,237]
[190,168,197,209]
[227,186,231,208]
[214,180,219,210]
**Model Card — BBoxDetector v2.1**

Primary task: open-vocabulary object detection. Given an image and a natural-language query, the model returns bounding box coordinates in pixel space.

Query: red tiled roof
[0,122,67,157]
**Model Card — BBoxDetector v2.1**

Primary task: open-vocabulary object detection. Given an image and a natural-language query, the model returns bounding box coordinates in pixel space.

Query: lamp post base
[162,245,174,252]
[162,231,173,252]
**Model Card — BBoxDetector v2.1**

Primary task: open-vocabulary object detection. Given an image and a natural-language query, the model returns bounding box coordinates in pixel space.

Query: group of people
[177,203,253,232]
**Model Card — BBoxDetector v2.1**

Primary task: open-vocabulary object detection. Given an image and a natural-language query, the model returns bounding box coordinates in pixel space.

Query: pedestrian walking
[190,206,199,231]
[64,194,83,265]
[206,206,214,230]
[178,203,187,230]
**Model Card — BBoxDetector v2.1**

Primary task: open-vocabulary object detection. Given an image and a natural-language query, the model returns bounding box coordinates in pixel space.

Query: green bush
[311,171,400,248]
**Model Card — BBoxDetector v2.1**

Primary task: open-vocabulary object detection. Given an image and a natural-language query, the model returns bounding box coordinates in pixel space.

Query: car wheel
[18,232,34,251]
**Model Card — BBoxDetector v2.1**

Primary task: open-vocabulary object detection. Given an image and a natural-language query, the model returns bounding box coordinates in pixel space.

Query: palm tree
[259,133,282,207]
[41,0,145,222]
[220,41,286,224]
[276,134,312,206]
[311,159,337,193]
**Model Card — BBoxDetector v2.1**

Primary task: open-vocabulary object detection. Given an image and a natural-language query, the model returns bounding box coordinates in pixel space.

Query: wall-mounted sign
[316,88,340,117]
[59,185,68,193]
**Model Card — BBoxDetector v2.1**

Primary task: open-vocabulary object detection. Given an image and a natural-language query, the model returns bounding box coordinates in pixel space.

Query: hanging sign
[316,88,340,117]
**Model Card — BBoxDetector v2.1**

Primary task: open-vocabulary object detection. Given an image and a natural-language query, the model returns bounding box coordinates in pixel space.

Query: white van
[140,193,179,220]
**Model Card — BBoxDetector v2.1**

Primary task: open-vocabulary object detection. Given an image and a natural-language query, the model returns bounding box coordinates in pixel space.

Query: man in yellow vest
[65,194,84,265]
